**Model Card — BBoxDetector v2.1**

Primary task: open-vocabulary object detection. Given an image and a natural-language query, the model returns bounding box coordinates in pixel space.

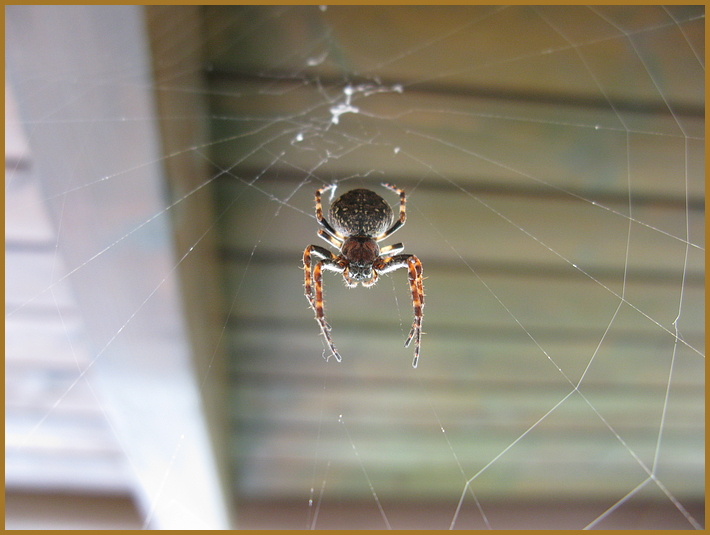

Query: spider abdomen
[329,189,394,237]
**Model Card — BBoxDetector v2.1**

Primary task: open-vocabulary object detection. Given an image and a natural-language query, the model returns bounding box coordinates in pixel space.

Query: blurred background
[5,5,704,529]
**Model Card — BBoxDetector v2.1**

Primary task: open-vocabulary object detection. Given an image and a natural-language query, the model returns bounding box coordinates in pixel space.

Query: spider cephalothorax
[303,183,424,367]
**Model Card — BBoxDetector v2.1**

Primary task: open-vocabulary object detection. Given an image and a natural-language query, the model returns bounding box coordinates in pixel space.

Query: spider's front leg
[376,254,425,368]
[303,244,345,362]
[402,255,425,368]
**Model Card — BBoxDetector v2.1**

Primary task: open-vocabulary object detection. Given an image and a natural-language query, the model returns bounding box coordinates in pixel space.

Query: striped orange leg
[315,185,342,241]
[303,245,344,362]
[377,183,407,241]
[403,255,424,368]
[376,254,425,368]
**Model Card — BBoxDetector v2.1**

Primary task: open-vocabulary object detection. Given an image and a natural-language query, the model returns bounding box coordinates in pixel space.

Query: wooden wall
[199,7,703,526]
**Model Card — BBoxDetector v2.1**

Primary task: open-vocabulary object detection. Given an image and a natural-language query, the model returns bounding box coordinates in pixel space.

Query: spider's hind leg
[376,183,407,241]
[315,185,344,241]
[318,229,343,249]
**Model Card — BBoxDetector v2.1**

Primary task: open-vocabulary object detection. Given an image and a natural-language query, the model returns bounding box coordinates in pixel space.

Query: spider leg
[360,270,379,288]
[341,269,360,289]
[376,253,425,368]
[317,229,344,249]
[303,245,333,307]
[378,242,404,256]
[303,244,345,362]
[376,183,407,242]
[315,186,345,241]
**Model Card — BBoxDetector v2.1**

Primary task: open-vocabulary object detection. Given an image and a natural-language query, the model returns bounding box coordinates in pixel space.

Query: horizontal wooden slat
[226,326,704,389]
[214,180,704,277]
[233,498,705,530]
[5,169,56,245]
[5,390,131,493]
[5,81,31,163]
[6,493,142,530]
[227,368,703,436]
[230,428,702,500]
[6,315,87,364]
[222,260,703,341]
[5,451,134,494]
[203,5,704,110]
[208,82,704,199]
[6,250,78,311]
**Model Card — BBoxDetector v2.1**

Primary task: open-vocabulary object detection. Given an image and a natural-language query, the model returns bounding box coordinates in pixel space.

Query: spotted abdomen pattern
[329,188,394,237]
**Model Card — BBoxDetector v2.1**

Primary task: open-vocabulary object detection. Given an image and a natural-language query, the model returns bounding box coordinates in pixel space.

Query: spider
[303,183,424,368]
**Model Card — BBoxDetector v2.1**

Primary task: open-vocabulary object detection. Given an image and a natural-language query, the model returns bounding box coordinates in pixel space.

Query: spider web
[5,5,704,530]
